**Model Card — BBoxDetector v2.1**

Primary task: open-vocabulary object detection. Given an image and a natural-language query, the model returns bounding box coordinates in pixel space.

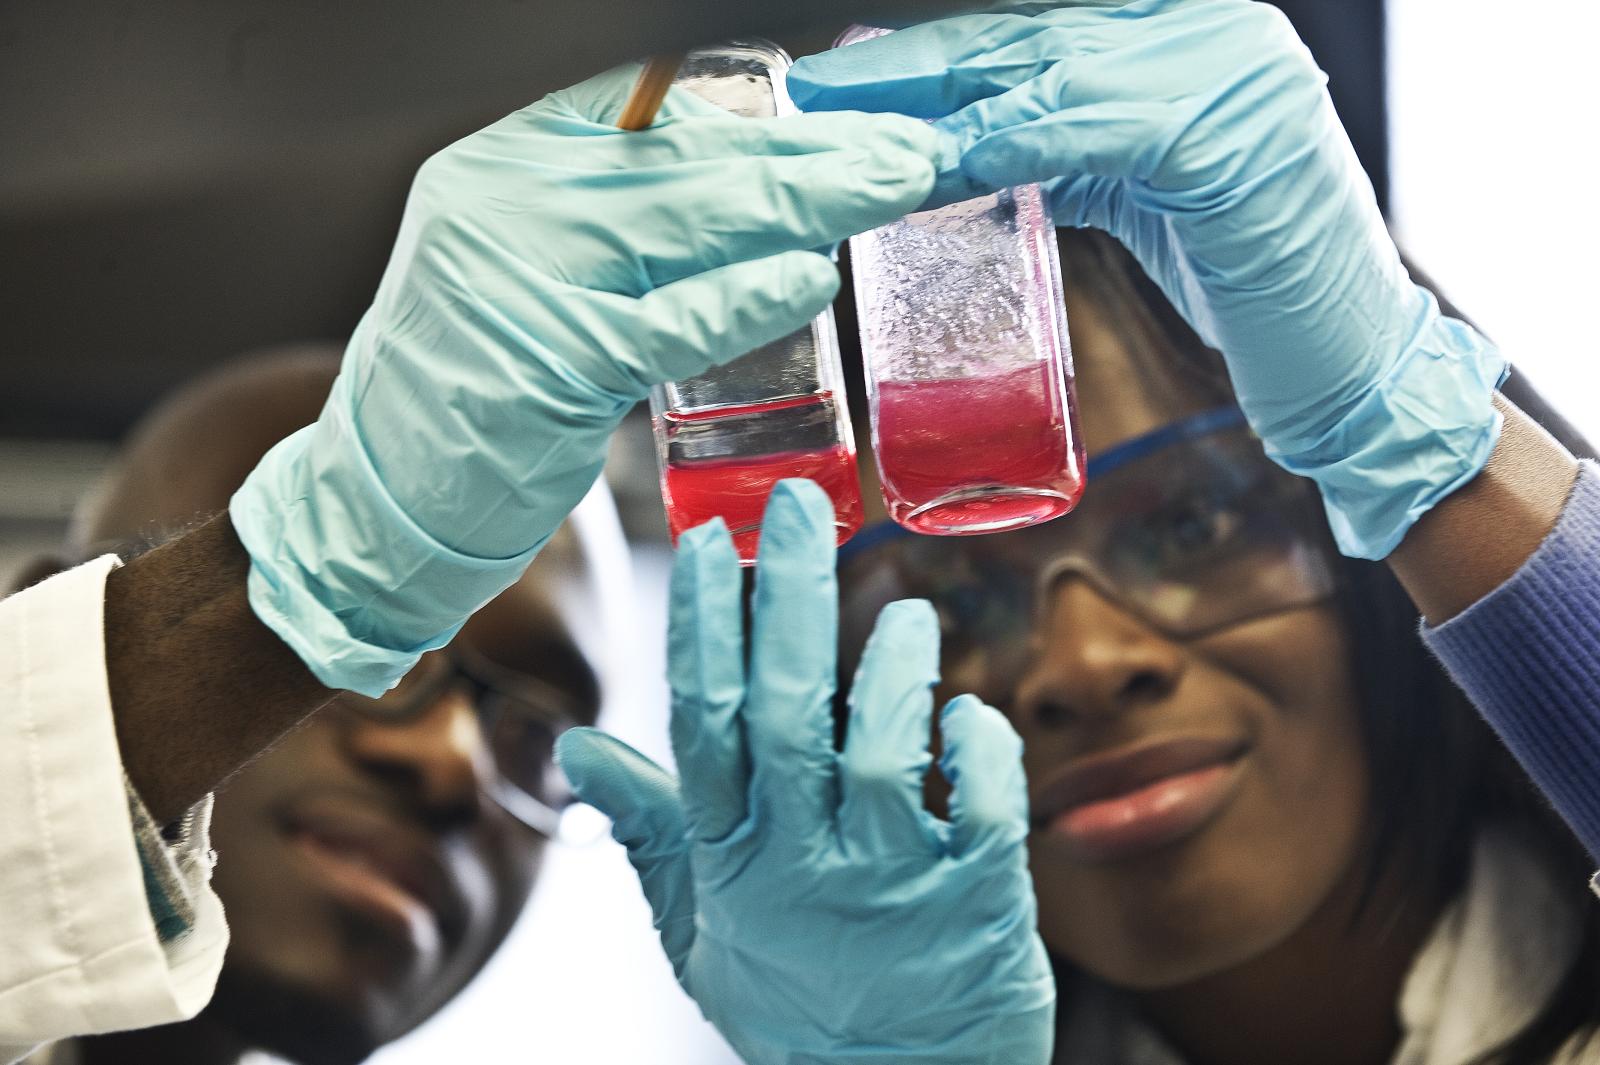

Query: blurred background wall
[2,0,1596,1059]
[1387,0,1600,409]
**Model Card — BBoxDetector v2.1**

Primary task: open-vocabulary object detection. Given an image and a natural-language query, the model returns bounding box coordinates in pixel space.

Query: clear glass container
[649,41,863,563]
[842,26,1085,536]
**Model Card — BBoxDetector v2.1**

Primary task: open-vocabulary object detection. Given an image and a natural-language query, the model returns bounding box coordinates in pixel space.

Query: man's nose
[1012,577,1186,734]
[342,688,495,822]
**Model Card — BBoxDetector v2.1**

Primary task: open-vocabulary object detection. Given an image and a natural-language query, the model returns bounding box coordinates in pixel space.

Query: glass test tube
[648,41,864,564]
[842,25,1085,536]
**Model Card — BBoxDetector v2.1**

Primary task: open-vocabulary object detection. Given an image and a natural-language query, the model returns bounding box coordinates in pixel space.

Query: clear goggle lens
[838,412,1337,685]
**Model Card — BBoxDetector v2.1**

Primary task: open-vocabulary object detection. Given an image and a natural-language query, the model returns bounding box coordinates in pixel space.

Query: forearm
[1415,455,1600,859]
[1389,392,1600,858]
[1388,394,1581,624]
[104,512,332,823]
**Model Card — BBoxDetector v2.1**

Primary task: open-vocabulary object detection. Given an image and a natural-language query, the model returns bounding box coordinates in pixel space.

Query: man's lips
[1030,736,1250,863]
[279,795,468,951]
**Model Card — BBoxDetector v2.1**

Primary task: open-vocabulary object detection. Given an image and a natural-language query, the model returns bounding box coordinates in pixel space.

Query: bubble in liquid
[854,188,1053,381]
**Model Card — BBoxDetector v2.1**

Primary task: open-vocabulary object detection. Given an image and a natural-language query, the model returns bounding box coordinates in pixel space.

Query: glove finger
[616,137,936,289]
[745,479,843,836]
[789,14,1054,118]
[467,100,936,293]
[668,518,750,843]
[946,88,1176,193]
[666,107,940,163]
[552,250,840,394]
[792,7,1188,121]
[838,599,944,855]
[636,250,840,380]
[538,112,935,177]
[938,695,1030,860]
[555,729,698,971]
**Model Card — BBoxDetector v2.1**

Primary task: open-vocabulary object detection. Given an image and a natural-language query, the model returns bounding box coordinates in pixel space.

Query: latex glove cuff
[1269,298,1507,561]
[231,403,544,696]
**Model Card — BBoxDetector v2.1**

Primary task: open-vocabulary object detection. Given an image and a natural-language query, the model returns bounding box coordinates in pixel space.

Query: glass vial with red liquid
[841,26,1085,536]
[648,41,863,563]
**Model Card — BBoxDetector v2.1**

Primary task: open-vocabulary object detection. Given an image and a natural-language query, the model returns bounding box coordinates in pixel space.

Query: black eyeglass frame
[333,644,594,840]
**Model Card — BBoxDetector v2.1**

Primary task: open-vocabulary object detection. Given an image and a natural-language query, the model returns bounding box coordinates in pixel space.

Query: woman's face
[846,286,1372,991]
[1022,294,1371,989]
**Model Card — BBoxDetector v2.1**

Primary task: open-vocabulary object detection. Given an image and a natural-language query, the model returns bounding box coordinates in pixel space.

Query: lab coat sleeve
[1423,460,1600,873]
[0,556,228,1062]
[125,776,216,944]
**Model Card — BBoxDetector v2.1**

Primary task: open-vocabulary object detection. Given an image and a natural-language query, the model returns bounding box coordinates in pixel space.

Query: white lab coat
[0,558,227,1065]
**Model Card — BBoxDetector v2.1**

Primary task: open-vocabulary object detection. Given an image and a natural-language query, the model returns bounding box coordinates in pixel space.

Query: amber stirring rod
[617,54,685,130]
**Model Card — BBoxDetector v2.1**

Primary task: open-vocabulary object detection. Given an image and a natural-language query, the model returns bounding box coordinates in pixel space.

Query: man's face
[202,576,598,1065]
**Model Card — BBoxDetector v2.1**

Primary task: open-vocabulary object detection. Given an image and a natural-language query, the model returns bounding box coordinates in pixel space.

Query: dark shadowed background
[0,0,1386,441]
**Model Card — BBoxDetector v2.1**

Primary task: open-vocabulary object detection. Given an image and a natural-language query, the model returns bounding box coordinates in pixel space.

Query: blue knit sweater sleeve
[1423,461,1600,861]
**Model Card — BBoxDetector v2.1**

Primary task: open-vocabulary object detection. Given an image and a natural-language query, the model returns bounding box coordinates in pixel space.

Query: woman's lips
[1031,736,1249,863]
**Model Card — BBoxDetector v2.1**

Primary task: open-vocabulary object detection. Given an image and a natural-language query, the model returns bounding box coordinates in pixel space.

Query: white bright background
[243,7,1600,1062]
[1388,0,1600,440]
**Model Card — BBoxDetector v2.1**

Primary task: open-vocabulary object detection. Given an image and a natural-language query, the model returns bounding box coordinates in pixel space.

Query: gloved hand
[230,66,938,694]
[790,0,1506,560]
[558,479,1055,1065]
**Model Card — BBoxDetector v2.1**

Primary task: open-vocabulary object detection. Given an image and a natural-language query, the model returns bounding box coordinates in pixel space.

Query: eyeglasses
[837,408,1338,688]
[333,646,605,845]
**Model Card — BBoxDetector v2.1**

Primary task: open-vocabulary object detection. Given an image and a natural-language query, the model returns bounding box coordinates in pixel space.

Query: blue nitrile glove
[230,66,938,695]
[790,0,1506,560]
[558,480,1055,1065]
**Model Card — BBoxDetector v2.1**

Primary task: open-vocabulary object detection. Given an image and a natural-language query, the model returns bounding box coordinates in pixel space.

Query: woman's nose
[1012,577,1186,734]
[342,689,495,822]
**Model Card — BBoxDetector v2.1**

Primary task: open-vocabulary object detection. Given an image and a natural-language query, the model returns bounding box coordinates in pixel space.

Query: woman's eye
[1144,499,1248,565]
[932,582,990,635]
[930,565,1025,643]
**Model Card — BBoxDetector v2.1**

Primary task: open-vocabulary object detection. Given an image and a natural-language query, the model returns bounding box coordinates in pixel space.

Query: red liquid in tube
[663,441,863,558]
[874,365,1084,534]
[650,41,864,563]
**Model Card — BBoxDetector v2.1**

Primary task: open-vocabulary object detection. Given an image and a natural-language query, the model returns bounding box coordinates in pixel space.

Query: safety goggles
[837,408,1337,684]
[334,645,604,845]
